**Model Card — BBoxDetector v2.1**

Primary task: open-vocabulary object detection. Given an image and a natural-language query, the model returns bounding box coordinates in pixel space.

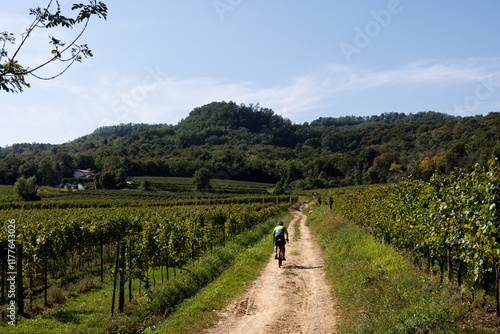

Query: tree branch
[1,1,107,93]
[27,17,90,75]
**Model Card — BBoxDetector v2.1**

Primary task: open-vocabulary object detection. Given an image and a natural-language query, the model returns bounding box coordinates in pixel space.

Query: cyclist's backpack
[275,227,285,245]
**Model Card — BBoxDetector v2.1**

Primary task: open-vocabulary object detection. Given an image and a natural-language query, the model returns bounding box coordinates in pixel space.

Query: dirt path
[204,210,338,334]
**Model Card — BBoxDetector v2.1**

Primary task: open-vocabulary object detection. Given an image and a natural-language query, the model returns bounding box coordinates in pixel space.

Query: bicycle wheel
[278,245,283,268]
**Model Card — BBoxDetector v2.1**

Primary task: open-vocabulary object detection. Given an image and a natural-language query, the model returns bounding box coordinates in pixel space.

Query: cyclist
[273,221,289,260]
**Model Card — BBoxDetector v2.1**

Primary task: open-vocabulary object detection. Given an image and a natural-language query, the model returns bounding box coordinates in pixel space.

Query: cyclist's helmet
[278,221,284,226]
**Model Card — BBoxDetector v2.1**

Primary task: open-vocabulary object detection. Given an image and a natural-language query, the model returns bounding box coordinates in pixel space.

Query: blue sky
[1,0,500,147]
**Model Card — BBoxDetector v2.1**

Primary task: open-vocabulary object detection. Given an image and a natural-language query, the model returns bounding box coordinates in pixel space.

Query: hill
[309,110,453,129]
[1,101,499,189]
[74,123,166,143]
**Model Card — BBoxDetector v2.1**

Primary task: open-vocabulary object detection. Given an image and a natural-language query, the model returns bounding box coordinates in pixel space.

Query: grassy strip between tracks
[307,204,498,334]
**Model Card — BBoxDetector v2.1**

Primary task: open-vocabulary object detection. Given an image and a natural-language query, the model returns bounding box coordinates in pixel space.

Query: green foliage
[76,123,166,142]
[148,222,269,317]
[0,193,290,330]
[1,102,500,190]
[308,205,486,333]
[193,168,212,192]
[0,200,289,290]
[99,171,115,189]
[140,179,151,191]
[176,101,292,142]
[1,1,107,93]
[318,156,500,319]
[155,217,281,334]
[272,181,286,195]
[14,175,40,201]
[309,110,452,129]
[0,212,286,334]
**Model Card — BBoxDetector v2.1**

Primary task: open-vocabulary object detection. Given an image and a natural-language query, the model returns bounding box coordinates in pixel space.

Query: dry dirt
[204,210,338,334]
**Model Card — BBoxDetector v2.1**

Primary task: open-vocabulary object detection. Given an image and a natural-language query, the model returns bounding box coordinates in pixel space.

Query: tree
[37,158,59,186]
[1,1,107,93]
[272,181,285,195]
[280,161,302,186]
[14,175,41,201]
[140,179,151,191]
[93,174,101,189]
[193,168,212,192]
[100,171,115,189]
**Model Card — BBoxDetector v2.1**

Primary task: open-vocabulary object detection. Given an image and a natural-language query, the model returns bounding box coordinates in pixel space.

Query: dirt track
[204,210,338,334]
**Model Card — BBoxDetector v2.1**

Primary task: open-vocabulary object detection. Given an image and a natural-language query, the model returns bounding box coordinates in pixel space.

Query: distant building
[73,169,94,178]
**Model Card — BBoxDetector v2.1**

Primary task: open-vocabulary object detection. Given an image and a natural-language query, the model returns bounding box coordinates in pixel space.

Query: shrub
[47,284,65,304]
[14,175,41,201]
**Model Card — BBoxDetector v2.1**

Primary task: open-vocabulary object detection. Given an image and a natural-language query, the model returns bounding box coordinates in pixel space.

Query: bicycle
[277,243,285,267]
[275,237,288,268]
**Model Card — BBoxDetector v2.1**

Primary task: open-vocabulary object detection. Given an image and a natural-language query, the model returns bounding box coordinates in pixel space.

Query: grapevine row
[318,157,500,314]
[0,194,293,210]
[0,199,291,312]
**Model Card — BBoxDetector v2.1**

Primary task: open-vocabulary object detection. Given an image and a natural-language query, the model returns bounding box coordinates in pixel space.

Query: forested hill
[309,110,454,129]
[1,101,500,189]
[75,123,166,143]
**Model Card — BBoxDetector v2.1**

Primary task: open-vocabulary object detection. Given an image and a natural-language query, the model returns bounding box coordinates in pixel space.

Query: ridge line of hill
[1,101,499,189]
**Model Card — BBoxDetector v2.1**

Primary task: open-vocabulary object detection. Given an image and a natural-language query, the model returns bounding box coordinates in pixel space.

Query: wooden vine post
[44,253,48,307]
[111,241,126,315]
[111,241,120,316]
[1,242,5,310]
[100,237,104,283]
[118,241,126,313]
[496,263,500,318]
[16,243,23,315]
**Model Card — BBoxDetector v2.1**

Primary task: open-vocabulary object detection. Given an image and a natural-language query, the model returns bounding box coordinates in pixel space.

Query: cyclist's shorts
[275,235,286,246]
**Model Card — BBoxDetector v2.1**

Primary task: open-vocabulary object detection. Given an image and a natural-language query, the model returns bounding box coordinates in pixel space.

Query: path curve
[204,210,338,334]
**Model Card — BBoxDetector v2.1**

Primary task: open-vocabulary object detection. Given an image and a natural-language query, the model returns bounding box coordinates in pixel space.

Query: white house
[74,169,94,178]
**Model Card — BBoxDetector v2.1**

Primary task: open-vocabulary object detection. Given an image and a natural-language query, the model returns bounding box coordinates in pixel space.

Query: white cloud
[87,71,329,126]
[56,57,500,130]
[325,58,500,93]
[3,57,500,147]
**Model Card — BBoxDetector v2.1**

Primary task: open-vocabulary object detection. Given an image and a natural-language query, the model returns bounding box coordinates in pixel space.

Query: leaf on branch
[2,1,108,93]
[1,32,16,44]
[51,49,62,58]
[74,1,108,23]
[81,44,93,57]
[0,60,30,93]
[50,36,64,46]
[29,7,44,18]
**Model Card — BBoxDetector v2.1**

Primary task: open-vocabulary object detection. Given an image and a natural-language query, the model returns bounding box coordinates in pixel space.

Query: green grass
[0,267,167,333]
[1,212,291,333]
[153,224,279,333]
[152,211,292,333]
[292,212,301,241]
[307,205,496,334]
[2,279,128,333]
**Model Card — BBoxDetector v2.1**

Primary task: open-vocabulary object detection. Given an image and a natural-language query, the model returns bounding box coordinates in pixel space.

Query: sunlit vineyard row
[0,198,292,311]
[318,157,500,313]
[0,193,291,210]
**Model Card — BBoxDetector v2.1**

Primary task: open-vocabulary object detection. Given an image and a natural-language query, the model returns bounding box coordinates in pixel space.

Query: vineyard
[3,157,500,330]
[0,176,277,209]
[0,177,294,326]
[318,157,500,318]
